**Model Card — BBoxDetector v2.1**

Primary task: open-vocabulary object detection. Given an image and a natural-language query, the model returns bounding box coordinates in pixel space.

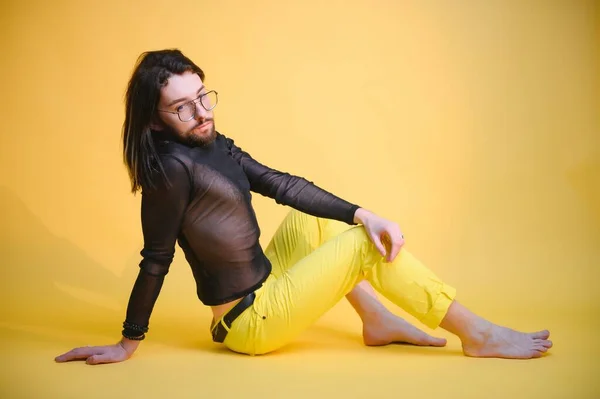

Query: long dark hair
[122,49,205,193]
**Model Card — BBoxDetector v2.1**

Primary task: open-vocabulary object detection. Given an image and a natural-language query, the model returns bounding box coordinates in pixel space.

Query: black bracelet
[122,331,146,341]
[122,321,149,333]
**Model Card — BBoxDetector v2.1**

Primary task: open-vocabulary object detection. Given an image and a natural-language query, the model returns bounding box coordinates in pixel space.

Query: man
[55,49,552,365]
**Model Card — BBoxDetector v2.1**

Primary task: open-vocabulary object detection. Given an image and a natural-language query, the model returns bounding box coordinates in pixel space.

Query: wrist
[119,337,141,355]
[353,208,373,224]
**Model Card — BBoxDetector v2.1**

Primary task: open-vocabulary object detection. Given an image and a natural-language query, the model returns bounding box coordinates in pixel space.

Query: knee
[345,226,382,263]
[321,218,353,241]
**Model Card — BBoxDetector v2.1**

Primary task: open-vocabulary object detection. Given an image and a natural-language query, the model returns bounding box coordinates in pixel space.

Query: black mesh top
[123,131,360,332]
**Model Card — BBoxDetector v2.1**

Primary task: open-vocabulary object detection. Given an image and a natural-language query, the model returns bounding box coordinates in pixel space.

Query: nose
[194,101,209,120]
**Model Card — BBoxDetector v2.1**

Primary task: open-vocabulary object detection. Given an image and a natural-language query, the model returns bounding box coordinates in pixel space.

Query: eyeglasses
[158,90,219,122]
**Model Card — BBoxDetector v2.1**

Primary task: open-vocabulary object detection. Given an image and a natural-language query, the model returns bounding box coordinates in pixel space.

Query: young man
[55,49,552,365]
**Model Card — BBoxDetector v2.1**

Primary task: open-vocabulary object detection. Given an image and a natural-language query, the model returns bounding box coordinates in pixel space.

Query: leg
[361,230,552,359]
[246,221,451,355]
[263,210,445,347]
[240,211,551,358]
[347,280,446,347]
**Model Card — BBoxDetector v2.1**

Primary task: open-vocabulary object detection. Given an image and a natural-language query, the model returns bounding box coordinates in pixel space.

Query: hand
[54,339,139,365]
[354,208,405,262]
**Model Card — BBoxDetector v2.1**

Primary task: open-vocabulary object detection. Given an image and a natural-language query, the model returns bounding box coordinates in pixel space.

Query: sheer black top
[123,131,360,333]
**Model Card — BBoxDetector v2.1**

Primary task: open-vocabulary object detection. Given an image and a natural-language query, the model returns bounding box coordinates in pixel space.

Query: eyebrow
[167,85,204,107]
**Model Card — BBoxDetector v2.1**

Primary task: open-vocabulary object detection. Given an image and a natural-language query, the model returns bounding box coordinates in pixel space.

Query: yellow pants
[221,209,457,355]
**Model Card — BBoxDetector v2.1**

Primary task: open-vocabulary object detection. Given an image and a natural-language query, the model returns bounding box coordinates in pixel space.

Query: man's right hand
[54,338,140,365]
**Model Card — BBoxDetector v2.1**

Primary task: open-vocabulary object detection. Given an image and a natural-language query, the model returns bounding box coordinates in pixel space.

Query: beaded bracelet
[122,331,146,340]
[122,321,148,340]
[122,321,149,333]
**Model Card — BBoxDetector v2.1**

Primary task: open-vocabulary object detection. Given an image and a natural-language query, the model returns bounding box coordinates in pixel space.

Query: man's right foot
[362,311,447,347]
[461,320,552,359]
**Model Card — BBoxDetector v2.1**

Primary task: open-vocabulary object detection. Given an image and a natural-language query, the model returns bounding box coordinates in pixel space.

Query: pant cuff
[420,283,457,329]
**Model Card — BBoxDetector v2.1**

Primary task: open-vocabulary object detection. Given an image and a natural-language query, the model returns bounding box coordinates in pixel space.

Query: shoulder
[139,142,194,194]
[215,131,246,157]
[159,154,191,179]
[215,131,234,149]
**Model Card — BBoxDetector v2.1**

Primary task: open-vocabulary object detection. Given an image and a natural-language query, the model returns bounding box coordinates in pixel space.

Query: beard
[184,119,217,147]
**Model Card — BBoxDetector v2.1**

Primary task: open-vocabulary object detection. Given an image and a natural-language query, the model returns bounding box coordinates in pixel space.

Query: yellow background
[1,0,598,397]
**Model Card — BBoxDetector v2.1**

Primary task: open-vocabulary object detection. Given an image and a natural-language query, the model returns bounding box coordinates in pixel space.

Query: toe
[541,340,553,348]
[533,344,548,352]
[534,339,553,348]
[531,330,550,340]
[530,350,543,358]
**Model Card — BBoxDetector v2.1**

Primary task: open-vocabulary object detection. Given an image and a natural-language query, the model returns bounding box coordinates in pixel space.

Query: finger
[55,346,103,362]
[86,353,122,365]
[380,229,399,261]
[371,234,387,257]
[389,233,406,261]
[388,240,403,262]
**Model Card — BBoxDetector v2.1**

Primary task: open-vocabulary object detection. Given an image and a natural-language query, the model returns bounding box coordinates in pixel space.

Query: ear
[149,115,164,131]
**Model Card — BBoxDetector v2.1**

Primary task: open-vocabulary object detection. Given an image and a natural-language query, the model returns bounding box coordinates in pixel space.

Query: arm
[226,137,360,225]
[122,155,191,342]
[226,136,406,263]
[55,155,191,364]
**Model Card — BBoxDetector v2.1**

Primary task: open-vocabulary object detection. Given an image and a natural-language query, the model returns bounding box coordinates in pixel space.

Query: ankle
[439,301,492,342]
[459,319,493,344]
[361,310,385,325]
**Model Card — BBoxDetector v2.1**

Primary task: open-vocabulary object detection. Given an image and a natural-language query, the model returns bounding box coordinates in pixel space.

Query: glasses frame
[158,90,219,122]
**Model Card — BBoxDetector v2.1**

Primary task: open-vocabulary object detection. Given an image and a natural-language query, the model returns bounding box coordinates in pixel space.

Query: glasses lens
[178,103,195,121]
[201,91,218,110]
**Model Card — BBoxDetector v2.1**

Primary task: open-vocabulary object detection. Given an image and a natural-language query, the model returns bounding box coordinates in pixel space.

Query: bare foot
[461,320,552,359]
[363,312,447,347]
[439,300,553,359]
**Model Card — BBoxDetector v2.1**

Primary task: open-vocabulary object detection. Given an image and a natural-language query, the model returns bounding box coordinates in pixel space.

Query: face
[154,70,217,146]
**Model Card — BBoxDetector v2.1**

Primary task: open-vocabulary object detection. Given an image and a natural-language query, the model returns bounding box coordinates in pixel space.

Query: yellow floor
[2,297,598,398]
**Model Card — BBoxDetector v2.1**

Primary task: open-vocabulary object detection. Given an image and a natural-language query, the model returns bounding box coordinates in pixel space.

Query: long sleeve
[225,136,360,225]
[123,155,191,334]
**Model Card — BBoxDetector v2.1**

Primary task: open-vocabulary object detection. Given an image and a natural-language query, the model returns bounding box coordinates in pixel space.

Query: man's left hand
[353,208,405,262]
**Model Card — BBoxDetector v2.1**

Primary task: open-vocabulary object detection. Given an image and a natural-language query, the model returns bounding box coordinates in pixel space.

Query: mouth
[193,120,212,133]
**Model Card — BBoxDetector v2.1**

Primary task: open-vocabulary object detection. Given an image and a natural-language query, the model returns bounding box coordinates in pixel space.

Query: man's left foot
[362,312,447,347]
[461,321,552,359]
